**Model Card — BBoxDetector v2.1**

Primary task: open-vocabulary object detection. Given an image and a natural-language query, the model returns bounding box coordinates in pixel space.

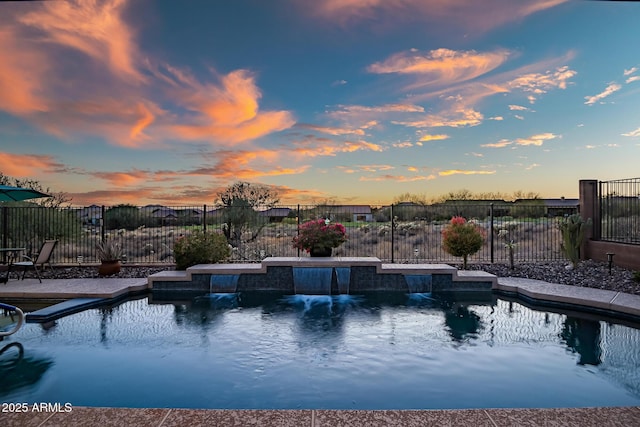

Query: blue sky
[0,0,639,206]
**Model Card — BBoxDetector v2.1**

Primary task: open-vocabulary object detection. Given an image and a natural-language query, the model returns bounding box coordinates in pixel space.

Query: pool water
[1,293,640,409]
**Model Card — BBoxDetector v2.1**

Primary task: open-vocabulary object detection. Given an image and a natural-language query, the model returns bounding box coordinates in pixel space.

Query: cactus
[558,214,591,268]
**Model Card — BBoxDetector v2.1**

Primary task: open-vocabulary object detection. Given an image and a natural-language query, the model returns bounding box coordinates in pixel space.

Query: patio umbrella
[0,185,50,202]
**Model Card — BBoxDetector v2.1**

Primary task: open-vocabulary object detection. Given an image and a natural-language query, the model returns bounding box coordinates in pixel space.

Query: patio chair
[13,240,58,283]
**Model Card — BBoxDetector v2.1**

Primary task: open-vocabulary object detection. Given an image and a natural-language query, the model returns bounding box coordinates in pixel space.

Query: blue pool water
[1,293,640,409]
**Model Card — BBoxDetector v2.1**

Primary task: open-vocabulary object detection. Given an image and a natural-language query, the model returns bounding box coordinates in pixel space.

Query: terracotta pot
[98,260,121,276]
[309,247,332,257]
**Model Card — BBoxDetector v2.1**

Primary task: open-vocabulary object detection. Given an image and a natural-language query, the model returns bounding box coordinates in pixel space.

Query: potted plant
[292,219,347,257]
[96,239,123,276]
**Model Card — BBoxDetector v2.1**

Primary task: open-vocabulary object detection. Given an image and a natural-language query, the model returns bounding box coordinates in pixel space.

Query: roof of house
[259,207,291,217]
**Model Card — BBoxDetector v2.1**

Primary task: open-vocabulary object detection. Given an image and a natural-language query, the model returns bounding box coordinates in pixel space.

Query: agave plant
[96,239,123,262]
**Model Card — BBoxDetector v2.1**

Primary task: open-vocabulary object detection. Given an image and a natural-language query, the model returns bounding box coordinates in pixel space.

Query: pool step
[26,298,106,323]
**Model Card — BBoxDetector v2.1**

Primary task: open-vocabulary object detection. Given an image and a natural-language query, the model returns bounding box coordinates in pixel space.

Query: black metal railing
[0,203,571,265]
[599,178,640,245]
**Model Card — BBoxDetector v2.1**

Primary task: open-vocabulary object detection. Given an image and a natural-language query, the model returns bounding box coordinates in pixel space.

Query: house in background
[542,198,579,217]
[77,204,102,226]
[338,205,373,222]
[259,207,291,222]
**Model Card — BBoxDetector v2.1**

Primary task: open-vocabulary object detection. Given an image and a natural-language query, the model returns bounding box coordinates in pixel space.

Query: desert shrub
[173,230,230,270]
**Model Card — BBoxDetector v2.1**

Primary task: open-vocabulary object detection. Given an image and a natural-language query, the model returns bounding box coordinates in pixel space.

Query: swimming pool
[2,292,640,409]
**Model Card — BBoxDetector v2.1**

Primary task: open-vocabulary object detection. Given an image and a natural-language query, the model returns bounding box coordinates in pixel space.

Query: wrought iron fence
[599,178,640,244]
[0,203,570,266]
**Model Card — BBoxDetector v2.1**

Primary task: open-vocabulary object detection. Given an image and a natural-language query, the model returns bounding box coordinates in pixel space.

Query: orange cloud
[302,0,568,33]
[166,69,295,144]
[482,139,513,148]
[91,170,154,187]
[19,0,144,83]
[188,150,308,180]
[0,29,50,114]
[292,138,384,157]
[368,48,511,89]
[359,174,435,182]
[394,108,483,128]
[0,152,65,177]
[296,124,366,136]
[439,169,496,176]
[515,133,558,146]
[419,134,449,142]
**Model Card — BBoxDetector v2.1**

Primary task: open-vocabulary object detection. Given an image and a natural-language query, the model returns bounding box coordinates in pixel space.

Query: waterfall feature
[209,275,240,293]
[292,267,333,295]
[404,275,432,294]
[334,267,351,294]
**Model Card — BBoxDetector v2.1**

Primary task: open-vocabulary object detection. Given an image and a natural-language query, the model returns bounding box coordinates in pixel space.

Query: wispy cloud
[482,133,558,148]
[622,127,640,137]
[368,48,511,89]
[419,134,450,142]
[359,174,435,182]
[165,69,295,144]
[0,152,66,177]
[302,0,567,33]
[394,108,483,129]
[508,66,576,103]
[584,82,621,106]
[439,169,496,176]
[292,137,384,157]
[509,105,531,111]
[296,124,366,136]
[627,76,640,84]
[0,1,295,148]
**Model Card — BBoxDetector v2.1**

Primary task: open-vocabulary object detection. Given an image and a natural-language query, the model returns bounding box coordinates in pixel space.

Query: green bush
[632,271,640,283]
[173,230,230,270]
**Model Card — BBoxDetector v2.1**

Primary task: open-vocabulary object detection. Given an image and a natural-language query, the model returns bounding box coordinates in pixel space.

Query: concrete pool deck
[1,272,640,426]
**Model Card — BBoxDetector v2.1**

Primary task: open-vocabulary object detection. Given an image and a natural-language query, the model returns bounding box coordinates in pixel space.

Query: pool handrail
[0,302,24,337]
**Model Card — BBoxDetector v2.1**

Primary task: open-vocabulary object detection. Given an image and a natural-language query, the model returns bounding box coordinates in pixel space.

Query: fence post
[390,204,395,263]
[297,204,300,257]
[202,205,207,232]
[490,203,494,263]
[1,206,7,262]
[101,205,106,242]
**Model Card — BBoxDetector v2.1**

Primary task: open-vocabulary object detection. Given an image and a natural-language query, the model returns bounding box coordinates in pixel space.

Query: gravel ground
[22,259,640,296]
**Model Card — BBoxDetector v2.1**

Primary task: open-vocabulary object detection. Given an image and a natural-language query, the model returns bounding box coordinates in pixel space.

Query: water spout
[209,275,240,294]
[404,275,432,294]
[292,267,333,295]
[334,267,351,294]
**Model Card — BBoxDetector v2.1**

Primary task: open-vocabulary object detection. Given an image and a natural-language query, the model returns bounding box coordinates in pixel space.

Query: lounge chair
[13,240,58,283]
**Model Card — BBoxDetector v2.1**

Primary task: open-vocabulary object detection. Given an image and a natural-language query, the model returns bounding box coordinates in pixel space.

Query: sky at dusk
[1,0,639,207]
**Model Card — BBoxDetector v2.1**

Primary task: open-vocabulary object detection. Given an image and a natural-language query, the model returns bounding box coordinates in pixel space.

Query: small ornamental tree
[441,216,485,269]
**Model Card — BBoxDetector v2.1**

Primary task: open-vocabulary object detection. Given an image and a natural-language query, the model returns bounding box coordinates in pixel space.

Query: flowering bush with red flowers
[441,216,485,269]
[292,219,347,253]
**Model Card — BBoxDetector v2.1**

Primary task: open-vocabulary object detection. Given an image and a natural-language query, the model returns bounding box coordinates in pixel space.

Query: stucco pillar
[579,180,599,259]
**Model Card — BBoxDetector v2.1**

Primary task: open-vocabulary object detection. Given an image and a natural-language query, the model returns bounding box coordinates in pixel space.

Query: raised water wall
[149,257,497,298]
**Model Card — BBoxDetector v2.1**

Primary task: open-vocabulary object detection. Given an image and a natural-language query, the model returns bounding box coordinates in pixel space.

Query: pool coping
[3,406,640,426]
